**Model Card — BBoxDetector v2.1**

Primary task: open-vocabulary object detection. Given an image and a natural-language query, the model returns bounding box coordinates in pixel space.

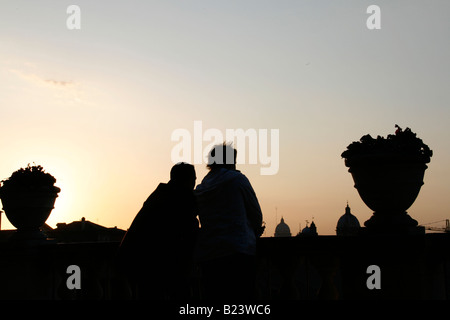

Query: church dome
[298,221,318,236]
[336,203,361,236]
[274,217,291,237]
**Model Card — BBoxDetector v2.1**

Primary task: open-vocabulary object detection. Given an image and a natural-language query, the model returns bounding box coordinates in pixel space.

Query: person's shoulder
[144,183,169,203]
[230,170,252,187]
[233,170,248,180]
[150,183,169,195]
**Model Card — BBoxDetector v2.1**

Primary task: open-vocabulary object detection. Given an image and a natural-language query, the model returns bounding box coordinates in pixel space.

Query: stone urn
[342,126,432,234]
[0,164,60,242]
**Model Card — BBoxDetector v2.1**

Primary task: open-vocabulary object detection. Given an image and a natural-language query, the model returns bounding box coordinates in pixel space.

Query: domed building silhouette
[336,202,361,236]
[297,220,318,237]
[274,217,291,237]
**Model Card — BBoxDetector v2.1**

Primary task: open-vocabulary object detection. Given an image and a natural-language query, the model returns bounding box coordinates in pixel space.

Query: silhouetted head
[169,162,196,190]
[206,143,237,171]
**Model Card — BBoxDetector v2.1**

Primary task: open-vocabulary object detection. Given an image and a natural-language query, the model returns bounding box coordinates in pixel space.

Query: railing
[0,233,449,300]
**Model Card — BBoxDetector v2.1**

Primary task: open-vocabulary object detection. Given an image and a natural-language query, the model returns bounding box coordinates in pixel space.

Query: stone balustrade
[0,233,449,300]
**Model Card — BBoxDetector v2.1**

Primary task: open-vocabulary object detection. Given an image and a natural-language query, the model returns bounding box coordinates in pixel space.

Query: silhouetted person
[195,143,264,300]
[118,162,199,299]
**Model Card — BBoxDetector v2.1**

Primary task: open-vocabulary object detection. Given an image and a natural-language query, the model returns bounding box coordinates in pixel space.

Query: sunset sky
[1,1,449,235]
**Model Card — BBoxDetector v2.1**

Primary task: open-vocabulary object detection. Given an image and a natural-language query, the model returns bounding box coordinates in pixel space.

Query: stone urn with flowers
[341,126,432,234]
[0,164,60,241]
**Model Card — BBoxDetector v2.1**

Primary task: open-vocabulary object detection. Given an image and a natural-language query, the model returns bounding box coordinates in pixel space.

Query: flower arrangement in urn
[0,164,61,241]
[341,125,433,166]
[341,126,432,234]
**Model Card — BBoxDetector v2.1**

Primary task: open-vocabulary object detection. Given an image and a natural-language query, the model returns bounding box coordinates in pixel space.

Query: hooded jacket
[194,168,263,261]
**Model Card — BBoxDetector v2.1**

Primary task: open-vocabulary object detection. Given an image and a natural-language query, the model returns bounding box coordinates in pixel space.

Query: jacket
[194,168,263,261]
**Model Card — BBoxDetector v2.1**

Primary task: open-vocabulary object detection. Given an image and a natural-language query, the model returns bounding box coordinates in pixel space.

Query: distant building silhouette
[336,203,361,236]
[274,217,291,237]
[0,217,126,243]
[297,220,318,237]
[46,217,126,243]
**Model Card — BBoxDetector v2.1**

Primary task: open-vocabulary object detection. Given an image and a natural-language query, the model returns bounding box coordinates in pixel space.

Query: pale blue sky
[1,1,449,235]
